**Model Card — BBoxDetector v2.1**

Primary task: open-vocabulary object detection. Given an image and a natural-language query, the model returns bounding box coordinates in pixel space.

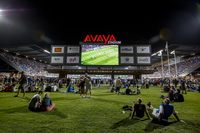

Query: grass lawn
[0,86,200,133]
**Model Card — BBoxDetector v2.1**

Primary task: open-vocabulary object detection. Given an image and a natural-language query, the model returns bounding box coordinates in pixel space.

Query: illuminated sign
[83,34,121,44]
[137,56,151,64]
[66,56,79,64]
[67,46,80,54]
[52,46,65,54]
[120,46,134,53]
[51,56,64,64]
[120,56,134,64]
[136,46,151,54]
[55,48,62,52]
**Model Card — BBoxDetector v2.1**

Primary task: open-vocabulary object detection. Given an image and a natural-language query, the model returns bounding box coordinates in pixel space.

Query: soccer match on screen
[81,45,119,65]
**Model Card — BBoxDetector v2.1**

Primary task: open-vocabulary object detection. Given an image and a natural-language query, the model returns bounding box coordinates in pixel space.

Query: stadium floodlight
[151,53,157,56]
[44,49,50,54]
[158,49,163,53]
[0,9,3,16]
[170,50,175,54]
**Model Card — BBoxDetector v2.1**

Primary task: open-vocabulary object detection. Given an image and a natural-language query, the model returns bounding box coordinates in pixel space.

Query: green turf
[81,45,119,65]
[0,86,200,133]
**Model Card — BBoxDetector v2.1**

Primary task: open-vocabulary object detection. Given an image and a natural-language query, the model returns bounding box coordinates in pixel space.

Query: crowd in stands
[147,55,200,78]
[0,52,48,76]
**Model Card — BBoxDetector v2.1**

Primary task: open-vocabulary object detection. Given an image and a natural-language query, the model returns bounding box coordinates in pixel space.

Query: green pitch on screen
[81,45,119,65]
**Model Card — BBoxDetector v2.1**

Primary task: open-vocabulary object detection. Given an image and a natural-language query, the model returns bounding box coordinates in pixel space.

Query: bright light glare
[44,49,50,54]
[0,9,3,16]
[170,50,175,54]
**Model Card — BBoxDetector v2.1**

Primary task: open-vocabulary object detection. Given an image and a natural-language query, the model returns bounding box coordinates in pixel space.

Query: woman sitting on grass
[42,93,55,112]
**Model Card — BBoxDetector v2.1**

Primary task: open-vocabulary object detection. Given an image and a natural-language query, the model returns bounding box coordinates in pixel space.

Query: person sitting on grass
[147,98,180,124]
[42,93,55,112]
[125,87,133,95]
[174,89,184,102]
[131,98,151,119]
[28,93,42,112]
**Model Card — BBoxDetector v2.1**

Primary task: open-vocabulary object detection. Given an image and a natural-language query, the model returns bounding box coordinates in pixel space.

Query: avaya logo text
[83,34,121,44]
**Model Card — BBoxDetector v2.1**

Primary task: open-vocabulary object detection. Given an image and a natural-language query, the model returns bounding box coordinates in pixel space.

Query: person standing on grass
[115,77,122,95]
[78,76,86,98]
[180,78,187,94]
[14,71,27,97]
[85,76,92,98]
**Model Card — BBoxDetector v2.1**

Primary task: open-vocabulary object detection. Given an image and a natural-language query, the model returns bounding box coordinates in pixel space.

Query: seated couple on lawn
[28,92,55,112]
[122,98,180,124]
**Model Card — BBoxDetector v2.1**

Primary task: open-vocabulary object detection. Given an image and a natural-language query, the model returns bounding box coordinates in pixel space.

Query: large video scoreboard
[51,34,151,66]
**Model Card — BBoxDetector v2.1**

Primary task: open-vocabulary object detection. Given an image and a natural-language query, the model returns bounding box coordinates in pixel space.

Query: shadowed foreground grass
[0,86,200,133]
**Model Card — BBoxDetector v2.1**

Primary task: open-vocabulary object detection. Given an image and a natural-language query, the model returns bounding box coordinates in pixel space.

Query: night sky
[0,0,200,47]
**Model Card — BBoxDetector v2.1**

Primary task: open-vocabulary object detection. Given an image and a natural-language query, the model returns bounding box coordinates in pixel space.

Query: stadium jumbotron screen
[81,45,119,65]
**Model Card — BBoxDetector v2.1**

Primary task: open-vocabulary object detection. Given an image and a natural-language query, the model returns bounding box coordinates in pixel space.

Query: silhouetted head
[44,92,49,98]
[137,98,142,104]
[163,98,170,104]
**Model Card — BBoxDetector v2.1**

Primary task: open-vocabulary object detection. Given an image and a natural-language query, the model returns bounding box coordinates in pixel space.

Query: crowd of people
[123,97,181,125]
[0,70,197,126]
[147,55,200,78]
[0,52,199,125]
[0,51,49,76]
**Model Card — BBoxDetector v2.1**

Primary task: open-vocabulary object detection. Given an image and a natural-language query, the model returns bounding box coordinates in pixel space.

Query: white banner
[137,56,151,64]
[52,46,65,54]
[136,46,150,54]
[51,56,64,64]
[120,56,134,64]
[66,56,79,64]
[120,46,134,53]
[67,46,80,54]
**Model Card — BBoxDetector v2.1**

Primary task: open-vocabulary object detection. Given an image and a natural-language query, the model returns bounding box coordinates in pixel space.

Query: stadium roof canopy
[0,0,200,64]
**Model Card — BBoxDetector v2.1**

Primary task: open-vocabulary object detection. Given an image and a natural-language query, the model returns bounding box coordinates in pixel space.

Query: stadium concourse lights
[44,49,50,54]
[170,50,175,54]
[151,49,163,56]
